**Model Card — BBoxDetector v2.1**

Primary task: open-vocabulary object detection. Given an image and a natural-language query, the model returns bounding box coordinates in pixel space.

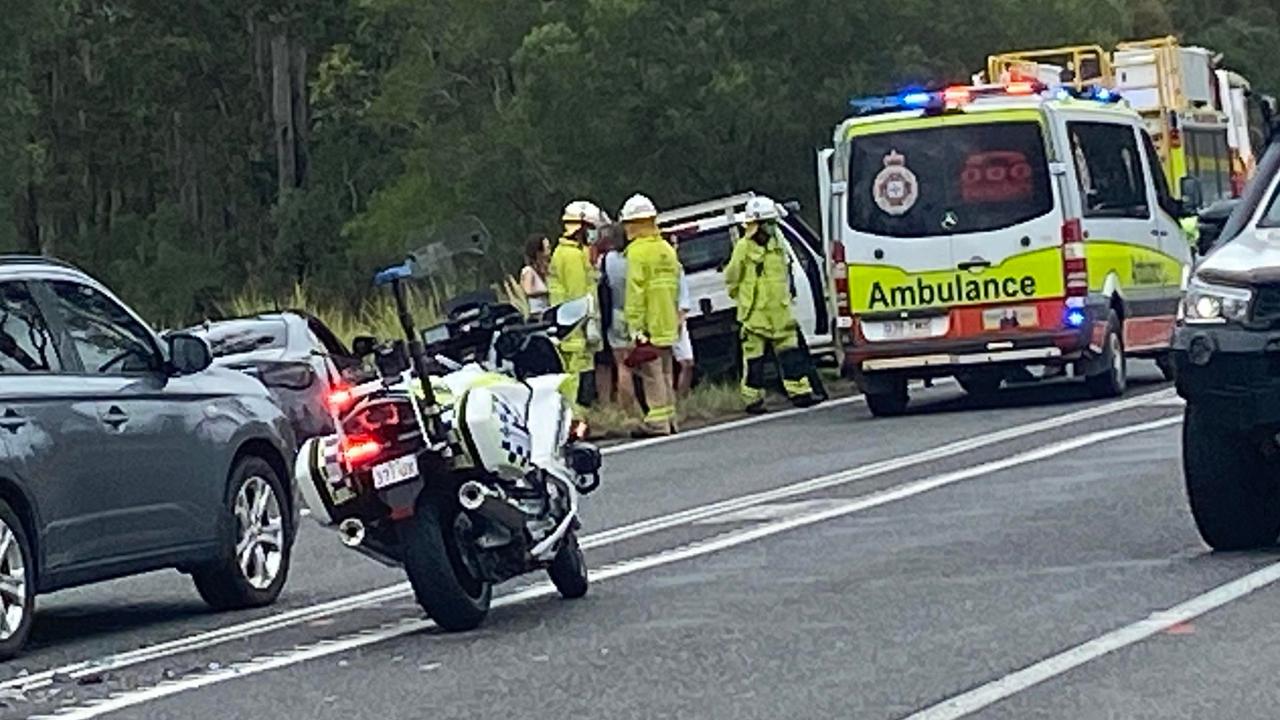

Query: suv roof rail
[0,254,80,271]
[657,192,757,227]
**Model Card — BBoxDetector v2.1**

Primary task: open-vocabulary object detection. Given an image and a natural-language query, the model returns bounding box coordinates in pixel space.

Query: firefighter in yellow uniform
[549,200,606,406]
[725,196,820,413]
[620,193,681,437]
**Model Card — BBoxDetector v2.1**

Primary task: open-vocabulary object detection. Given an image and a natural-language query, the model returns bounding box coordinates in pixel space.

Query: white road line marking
[693,499,851,524]
[904,557,1280,720]
[587,389,1174,546]
[601,396,862,455]
[37,416,1180,719]
[2,386,1174,695]
[601,378,958,456]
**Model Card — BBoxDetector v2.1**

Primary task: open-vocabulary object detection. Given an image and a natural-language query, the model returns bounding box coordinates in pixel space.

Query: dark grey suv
[0,257,298,658]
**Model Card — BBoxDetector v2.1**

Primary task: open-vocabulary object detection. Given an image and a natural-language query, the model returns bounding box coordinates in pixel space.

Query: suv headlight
[1182,277,1253,324]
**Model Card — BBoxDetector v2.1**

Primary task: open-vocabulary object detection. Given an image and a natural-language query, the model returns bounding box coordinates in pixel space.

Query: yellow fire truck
[983,37,1269,208]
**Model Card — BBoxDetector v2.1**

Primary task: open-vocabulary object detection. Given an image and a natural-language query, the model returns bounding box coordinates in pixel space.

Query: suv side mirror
[167,333,213,375]
[1180,176,1204,216]
[352,336,378,357]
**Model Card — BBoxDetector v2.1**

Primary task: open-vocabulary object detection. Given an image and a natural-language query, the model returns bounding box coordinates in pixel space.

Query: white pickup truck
[658,192,832,379]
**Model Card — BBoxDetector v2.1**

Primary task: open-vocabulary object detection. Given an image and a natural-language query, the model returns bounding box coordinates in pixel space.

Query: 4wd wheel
[865,378,909,417]
[548,529,589,600]
[1086,310,1127,399]
[400,492,492,631]
[193,457,292,610]
[0,500,34,660]
[957,371,1003,396]
[1184,404,1280,551]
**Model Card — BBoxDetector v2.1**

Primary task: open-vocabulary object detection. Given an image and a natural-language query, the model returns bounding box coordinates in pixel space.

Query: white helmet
[563,200,607,228]
[619,194,658,222]
[744,195,780,223]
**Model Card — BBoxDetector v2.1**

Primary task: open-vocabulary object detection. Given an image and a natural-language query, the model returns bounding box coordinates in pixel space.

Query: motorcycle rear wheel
[399,493,492,631]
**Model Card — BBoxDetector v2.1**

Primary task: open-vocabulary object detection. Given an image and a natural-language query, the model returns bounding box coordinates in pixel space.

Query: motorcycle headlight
[1182,277,1253,324]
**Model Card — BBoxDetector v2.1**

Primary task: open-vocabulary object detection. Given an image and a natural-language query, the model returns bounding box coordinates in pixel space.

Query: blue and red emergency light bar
[850,82,1123,117]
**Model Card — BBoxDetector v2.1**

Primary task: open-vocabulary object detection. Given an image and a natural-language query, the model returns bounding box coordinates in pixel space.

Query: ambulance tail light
[943,86,972,107]
[1061,219,1089,326]
[830,241,852,321]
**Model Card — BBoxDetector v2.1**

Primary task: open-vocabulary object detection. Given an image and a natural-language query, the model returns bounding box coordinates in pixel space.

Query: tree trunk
[14,184,40,255]
[290,38,309,188]
[271,32,298,196]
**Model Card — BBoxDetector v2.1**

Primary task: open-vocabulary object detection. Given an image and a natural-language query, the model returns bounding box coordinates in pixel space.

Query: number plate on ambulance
[882,318,936,339]
[981,306,1039,331]
[372,454,419,490]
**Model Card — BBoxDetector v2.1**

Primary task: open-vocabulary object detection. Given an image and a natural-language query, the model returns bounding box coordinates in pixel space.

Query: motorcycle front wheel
[399,492,492,631]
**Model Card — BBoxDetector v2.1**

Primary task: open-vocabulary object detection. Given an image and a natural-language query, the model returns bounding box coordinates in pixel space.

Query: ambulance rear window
[848,121,1053,238]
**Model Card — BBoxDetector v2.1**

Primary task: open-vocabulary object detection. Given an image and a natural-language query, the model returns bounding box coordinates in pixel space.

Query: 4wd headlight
[1182,277,1253,324]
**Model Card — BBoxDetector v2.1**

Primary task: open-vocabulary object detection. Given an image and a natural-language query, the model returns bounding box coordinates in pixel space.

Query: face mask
[587,227,599,245]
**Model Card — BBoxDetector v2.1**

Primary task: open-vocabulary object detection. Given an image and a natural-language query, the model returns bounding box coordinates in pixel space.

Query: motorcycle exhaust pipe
[458,481,526,530]
[338,518,366,547]
[458,481,494,512]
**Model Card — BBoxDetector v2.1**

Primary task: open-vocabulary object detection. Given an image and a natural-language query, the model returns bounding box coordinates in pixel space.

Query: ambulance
[819,82,1201,416]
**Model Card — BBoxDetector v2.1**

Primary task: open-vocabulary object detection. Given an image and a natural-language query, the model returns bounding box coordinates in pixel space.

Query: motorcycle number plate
[372,454,419,490]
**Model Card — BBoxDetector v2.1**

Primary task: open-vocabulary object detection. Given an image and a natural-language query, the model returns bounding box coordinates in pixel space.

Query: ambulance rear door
[845,110,1065,339]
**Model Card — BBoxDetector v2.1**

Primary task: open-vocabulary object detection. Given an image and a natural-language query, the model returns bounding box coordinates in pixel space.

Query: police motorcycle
[294,257,603,630]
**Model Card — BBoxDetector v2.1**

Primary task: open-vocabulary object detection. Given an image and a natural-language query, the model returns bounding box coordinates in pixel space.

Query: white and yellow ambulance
[820,82,1200,416]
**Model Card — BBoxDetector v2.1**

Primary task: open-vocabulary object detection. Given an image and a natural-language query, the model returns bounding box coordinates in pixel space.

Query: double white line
[8,390,1173,700]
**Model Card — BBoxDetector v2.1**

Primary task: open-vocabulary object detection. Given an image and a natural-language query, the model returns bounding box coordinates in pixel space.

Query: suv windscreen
[675,227,734,273]
[848,121,1053,237]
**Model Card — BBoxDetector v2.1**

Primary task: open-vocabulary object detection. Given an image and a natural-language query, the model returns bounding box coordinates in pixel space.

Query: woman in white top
[520,234,551,314]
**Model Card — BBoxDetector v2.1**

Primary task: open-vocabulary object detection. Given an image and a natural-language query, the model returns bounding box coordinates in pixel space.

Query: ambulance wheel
[1086,311,1127,399]
[1183,403,1280,551]
[957,371,1003,396]
[548,530,589,600]
[865,379,909,417]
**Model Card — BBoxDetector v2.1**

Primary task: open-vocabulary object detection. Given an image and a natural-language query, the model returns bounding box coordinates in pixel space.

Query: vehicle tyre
[1156,353,1177,382]
[1183,404,1280,551]
[957,371,1003,396]
[0,500,34,660]
[400,491,491,631]
[865,378,909,417]
[1086,310,1127,399]
[547,529,589,600]
[193,457,292,611]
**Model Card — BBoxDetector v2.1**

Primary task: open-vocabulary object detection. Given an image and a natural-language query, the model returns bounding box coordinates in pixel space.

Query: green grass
[223,277,524,346]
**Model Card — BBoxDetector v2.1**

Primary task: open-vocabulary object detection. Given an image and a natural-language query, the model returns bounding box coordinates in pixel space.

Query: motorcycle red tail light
[340,436,383,467]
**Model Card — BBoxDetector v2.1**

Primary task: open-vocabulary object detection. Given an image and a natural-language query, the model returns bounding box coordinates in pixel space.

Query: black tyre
[547,530,589,600]
[193,457,292,611]
[957,371,1003,396]
[0,499,34,661]
[1086,310,1127,399]
[400,492,491,631]
[1183,404,1280,551]
[1156,353,1177,382]
[865,378,909,417]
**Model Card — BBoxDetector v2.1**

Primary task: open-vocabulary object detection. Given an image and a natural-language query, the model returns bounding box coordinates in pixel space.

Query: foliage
[0,0,1275,325]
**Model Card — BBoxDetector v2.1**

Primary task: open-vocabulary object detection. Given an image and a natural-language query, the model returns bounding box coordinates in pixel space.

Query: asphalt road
[4,363,1279,719]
